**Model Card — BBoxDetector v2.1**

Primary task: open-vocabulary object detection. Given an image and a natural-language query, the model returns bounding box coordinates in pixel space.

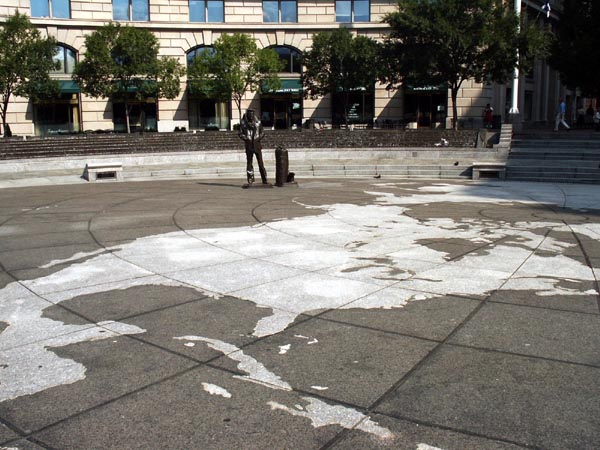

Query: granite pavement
[0,178,599,450]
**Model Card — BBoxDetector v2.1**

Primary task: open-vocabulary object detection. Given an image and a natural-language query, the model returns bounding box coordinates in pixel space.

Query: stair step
[506,132,600,185]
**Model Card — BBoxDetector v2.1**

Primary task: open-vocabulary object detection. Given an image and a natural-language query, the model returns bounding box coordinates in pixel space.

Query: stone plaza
[0,178,599,449]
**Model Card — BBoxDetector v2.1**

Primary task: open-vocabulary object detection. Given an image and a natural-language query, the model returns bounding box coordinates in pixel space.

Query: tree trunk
[1,97,9,138]
[1,112,7,138]
[451,85,459,130]
[234,97,242,128]
[124,97,131,134]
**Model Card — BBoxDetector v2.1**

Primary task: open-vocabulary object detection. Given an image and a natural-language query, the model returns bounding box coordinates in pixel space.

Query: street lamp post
[508,0,522,129]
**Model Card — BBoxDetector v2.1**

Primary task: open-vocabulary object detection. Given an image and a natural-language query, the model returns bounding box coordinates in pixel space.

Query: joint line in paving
[6,364,203,439]
[320,227,554,450]
[563,219,600,315]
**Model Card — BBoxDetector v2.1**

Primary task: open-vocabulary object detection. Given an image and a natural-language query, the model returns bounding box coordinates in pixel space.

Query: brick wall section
[0,129,478,160]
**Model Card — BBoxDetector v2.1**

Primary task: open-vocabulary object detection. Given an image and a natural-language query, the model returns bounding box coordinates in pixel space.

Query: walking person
[554,97,570,131]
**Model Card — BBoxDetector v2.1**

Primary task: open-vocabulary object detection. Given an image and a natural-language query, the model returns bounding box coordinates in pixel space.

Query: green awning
[405,84,447,93]
[59,80,80,93]
[263,79,302,94]
[335,86,370,93]
[187,81,214,96]
[124,80,157,93]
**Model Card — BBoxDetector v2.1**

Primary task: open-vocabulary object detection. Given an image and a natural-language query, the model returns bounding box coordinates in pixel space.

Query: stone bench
[472,162,506,180]
[84,162,123,182]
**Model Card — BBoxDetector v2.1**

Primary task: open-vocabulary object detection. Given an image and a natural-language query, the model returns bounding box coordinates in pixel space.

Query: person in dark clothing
[483,104,494,128]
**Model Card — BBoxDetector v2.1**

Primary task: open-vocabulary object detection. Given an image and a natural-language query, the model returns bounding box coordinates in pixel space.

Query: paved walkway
[0,178,599,450]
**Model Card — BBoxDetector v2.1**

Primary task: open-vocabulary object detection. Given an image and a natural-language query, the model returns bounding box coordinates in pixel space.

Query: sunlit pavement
[1,178,599,450]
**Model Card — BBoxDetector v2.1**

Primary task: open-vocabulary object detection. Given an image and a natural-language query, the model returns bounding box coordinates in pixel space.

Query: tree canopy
[0,11,59,137]
[187,33,283,123]
[550,0,600,98]
[73,23,184,133]
[302,28,379,125]
[382,0,549,129]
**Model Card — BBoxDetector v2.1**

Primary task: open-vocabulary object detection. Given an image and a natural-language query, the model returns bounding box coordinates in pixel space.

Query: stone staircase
[0,129,478,160]
[506,131,600,184]
[0,129,504,186]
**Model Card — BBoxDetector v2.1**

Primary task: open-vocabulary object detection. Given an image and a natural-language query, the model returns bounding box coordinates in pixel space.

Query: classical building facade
[0,0,568,135]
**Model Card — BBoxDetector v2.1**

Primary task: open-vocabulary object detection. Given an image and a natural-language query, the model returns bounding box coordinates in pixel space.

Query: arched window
[35,44,80,136]
[186,46,229,131]
[52,44,77,74]
[186,46,215,67]
[268,46,302,74]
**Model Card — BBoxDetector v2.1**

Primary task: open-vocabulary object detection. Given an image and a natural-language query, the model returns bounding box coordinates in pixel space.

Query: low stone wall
[0,146,501,181]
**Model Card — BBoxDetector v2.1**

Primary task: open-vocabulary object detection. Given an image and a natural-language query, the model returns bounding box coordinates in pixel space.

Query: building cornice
[25,18,390,33]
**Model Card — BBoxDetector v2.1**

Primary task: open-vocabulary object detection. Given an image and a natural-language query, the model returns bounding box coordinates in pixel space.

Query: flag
[542,1,551,18]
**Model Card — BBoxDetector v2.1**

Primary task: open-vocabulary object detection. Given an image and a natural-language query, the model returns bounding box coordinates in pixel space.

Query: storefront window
[332,89,374,125]
[260,96,302,129]
[189,99,230,130]
[404,89,447,128]
[34,94,79,135]
[112,99,156,132]
[186,46,230,130]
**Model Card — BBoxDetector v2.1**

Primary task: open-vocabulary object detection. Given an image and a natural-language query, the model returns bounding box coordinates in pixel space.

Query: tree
[302,28,379,126]
[0,11,59,137]
[73,23,184,133]
[550,0,600,98]
[187,33,283,123]
[382,0,550,129]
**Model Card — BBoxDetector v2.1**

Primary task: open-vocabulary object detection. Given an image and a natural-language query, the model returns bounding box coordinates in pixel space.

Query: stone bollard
[275,145,289,187]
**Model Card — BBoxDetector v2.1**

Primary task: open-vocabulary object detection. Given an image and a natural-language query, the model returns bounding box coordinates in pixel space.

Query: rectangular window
[31,0,70,18]
[207,0,224,22]
[190,0,205,21]
[335,0,369,22]
[263,0,297,23]
[263,0,278,22]
[31,0,50,17]
[132,0,149,21]
[280,0,297,22]
[353,0,369,22]
[113,0,149,21]
[113,0,130,20]
[190,0,224,22]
